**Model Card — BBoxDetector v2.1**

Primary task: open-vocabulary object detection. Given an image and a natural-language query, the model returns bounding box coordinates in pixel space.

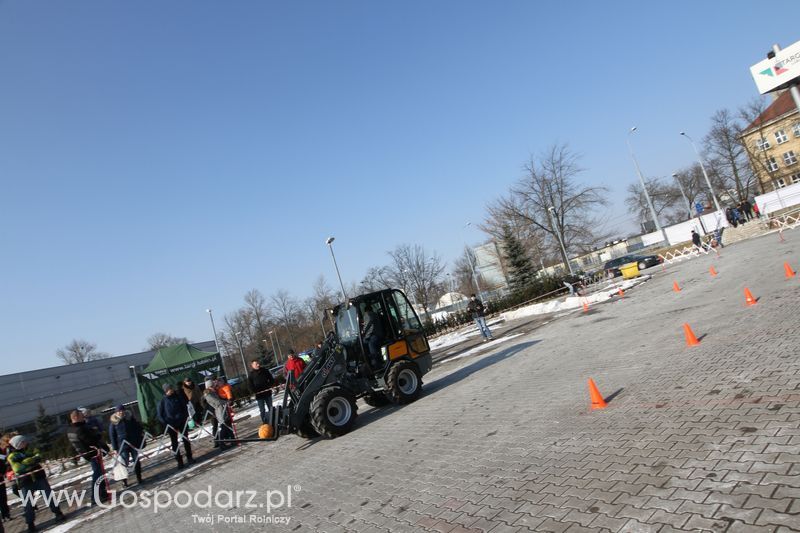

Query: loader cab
[333,289,432,377]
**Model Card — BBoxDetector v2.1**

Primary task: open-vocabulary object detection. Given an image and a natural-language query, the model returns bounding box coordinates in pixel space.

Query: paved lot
[33,231,800,532]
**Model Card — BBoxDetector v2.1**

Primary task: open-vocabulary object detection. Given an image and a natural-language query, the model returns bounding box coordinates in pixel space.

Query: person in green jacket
[7,435,65,532]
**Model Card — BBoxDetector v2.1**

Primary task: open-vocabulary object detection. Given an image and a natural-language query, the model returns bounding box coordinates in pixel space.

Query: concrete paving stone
[761,473,800,487]
[724,471,767,484]
[612,494,651,508]
[617,519,662,533]
[681,514,730,531]
[703,492,749,507]
[674,500,719,518]
[725,521,778,533]
[669,488,709,504]
[535,518,574,533]
[757,509,800,529]
[587,513,629,531]
[713,503,763,524]
[730,482,779,498]
[642,497,682,513]
[614,505,656,522]
[694,479,739,493]
[647,509,690,529]
[511,514,547,530]
[743,495,792,512]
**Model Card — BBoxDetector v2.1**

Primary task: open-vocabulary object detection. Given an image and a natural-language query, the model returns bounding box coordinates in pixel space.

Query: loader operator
[361,306,385,369]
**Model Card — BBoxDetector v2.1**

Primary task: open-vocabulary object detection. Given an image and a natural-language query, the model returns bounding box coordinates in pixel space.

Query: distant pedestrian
[466,294,493,341]
[7,435,65,531]
[726,207,738,228]
[284,350,306,384]
[733,205,745,225]
[753,201,761,218]
[108,405,144,486]
[247,359,275,425]
[156,384,194,469]
[742,199,753,220]
[202,379,220,447]
[181,377,203,424]
[67,410,110,506]
[0,434,12,521]
[203,382,234,449]
[78,407,104,436]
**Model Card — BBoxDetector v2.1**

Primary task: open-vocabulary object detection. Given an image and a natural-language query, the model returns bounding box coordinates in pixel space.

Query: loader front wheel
[386,361,422,405]
[310,387,358,438]
[296,416,318,439]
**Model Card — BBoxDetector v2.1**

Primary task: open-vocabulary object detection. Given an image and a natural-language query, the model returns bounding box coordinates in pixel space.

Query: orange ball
[258,424,274,439]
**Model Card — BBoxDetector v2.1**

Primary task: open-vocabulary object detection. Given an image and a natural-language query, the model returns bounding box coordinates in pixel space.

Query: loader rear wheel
[386,361,422,404]
[363,392,391,407]
[310,387,358,438]
[296,417,318,439]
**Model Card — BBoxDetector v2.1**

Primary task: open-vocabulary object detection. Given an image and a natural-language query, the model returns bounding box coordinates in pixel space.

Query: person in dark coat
[67,410,109,506]
[181,378,203,424]
[247,360,275,424]
[156,384,194,469]
[361,307,385,368]
[7,435,65,530]
[108,405,144,486]
[0,434,12,520]
[726,207,738,228]
[466,294,493,341]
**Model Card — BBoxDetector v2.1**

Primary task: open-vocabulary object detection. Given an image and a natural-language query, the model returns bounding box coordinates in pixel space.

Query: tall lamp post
[205,308,222,354]
[680,131,722,213]
[463,223,484,299]
[263,338,278,366]
[627,127,669,244]
[233,331,249,377]
[547,206,574,275]
[268,330,283,363]
[325,236,348,302]
[671,173,694,220]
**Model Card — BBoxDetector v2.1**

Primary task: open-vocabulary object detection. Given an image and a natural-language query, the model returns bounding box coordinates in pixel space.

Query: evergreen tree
[34,404,58,455]
[500,224,538,293]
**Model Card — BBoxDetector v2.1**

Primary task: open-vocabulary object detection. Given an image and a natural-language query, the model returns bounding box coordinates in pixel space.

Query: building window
[775,129,788,144]
[792,173,800,184]
[768,156,779,172]
[756,137,770,151]
[794,123,800,137]
[776,178,787,189]
[785,151,798,166]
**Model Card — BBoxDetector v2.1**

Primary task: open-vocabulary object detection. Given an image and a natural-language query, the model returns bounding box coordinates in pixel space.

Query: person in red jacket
[284,350,305,385]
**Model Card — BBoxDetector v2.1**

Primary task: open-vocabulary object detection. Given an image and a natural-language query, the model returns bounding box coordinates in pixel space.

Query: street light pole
[205,309,222,355]
[627,127,669,244]
[269,330,283,362]
[263,339,278,366]
[233,332,249,377]
[463,223,484,299]
[325,236,348,302]
[671,173,693,220]
[680,131,722,213]
[547,206,574,275]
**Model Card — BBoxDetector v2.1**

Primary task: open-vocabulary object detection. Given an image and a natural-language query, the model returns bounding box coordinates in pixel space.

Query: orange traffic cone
[582,301,589,313]
[784,262,796,279]
[744,287,757,306]
[673,281,681,292]
[617,288,625,298]
[709,266,718,277]
[683,323,701,346]
[587,378,607,410]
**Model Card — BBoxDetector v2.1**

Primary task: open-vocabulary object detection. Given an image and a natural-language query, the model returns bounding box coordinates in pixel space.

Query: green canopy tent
[135,343,224,424]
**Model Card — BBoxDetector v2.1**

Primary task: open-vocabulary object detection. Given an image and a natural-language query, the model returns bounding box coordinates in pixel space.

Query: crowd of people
[725,199,758,227]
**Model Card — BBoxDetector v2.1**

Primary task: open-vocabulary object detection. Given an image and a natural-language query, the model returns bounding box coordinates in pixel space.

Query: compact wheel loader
[258,289,432,440]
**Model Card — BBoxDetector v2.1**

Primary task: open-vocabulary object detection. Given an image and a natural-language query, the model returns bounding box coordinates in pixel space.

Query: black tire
[385,361,422,405]
[363,392,391,407]
[295,416,318,439]
[309,387,358,438]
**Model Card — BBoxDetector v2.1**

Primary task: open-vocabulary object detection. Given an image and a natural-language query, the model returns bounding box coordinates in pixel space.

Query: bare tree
[359,266,394,293]
[56,339,110,365]
[243,289,270,343]
[624,176,676,225]
[270,289,301,348]
[739,98,778,195]
[145,333,188,351]
[704,108,756,203]
[386,244,446,321]
[492,144,610,269]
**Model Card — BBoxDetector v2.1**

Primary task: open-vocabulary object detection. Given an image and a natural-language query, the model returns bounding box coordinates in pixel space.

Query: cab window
[391,290,422,331]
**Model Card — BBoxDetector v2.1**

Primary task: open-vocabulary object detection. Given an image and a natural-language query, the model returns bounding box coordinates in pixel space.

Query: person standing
[0,434,12,521]
[108,405,144,486]
[156,384,194,469]
[7,435,65,531]
[181,377,203,425]
[202,383,233,450]
[753,201,761,219]
[67,410,110,506]
[360,308,385,368]
[77,408,104,436]
[466,294,493,341]
[247,360,275,425]
[284,350,306,385]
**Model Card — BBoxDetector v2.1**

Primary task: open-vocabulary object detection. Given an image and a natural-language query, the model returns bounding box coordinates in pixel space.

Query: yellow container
[619,262,640,279]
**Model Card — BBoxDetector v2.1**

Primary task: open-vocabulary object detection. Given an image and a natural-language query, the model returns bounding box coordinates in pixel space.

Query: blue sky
[1,1,797,373]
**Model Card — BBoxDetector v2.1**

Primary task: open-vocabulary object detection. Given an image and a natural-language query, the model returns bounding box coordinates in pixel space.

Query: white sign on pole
[750,39,800,95]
